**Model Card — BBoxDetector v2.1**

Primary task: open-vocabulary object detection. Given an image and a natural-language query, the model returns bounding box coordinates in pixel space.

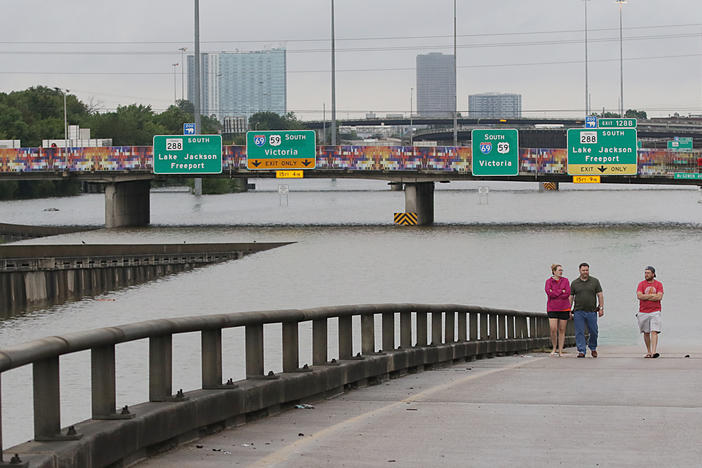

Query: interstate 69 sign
[246,130,316,170]
[471,129,519,176]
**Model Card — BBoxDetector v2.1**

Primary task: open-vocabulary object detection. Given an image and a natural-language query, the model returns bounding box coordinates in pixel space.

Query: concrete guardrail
[0,304,574,467]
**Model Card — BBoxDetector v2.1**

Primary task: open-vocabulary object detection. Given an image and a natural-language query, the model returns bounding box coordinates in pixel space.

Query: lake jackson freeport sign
[153,135,222,174]
[567,118,637,175]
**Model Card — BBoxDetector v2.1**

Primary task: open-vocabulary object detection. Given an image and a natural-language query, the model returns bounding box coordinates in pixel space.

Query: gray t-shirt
[570,276,602,312]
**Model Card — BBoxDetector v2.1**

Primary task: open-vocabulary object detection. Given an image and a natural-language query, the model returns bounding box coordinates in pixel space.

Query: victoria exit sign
[153,135,222,174]
[567,128,637,175]
[247,130,316,170]
[471,129,519,176]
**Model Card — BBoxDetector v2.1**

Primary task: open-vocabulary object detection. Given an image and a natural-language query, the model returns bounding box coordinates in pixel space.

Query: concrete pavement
[140,346,702,467]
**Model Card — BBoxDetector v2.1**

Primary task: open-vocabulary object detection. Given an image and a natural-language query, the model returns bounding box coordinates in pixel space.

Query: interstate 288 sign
[471,129,519,176]
[246,130,316,170]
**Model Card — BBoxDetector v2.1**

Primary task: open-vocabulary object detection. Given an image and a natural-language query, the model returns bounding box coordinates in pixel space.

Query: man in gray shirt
[569,263,604,358]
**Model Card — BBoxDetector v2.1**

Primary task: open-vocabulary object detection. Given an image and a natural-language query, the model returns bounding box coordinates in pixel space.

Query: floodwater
[0,179,701,447]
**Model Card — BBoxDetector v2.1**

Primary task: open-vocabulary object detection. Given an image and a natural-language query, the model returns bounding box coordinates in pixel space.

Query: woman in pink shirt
[545,264,572,356]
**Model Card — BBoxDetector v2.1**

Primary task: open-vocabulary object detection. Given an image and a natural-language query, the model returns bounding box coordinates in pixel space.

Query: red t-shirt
[637,280,663,313]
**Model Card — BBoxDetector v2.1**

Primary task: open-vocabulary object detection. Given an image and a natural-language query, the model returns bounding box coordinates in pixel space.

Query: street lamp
[453,0,457,146]
[330,0,337,146]
[410,87,414,147]
[172,63,179,105]
[583,0,590,116]
[63,89,69,166]
[178,47,187,101]
[616,0,626,117]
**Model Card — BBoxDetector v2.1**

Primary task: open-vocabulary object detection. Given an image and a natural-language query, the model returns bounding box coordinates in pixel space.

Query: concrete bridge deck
[143,346,702,467]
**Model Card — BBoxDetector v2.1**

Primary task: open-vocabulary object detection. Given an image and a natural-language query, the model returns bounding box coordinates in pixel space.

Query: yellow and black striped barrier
[394,212,418,226]
[542,182,558,191]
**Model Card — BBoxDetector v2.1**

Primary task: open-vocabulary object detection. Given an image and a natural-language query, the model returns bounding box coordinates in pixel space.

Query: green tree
[625,109,647,120]
[248,111,305,130]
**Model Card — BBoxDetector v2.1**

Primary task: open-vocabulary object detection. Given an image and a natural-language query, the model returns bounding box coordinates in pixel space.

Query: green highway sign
[153,135,222,174]
[247,130,316,170]
[598,118,637,128]
[668,137,693,151]
[674,172,702,180]
[567,128,637,175]
[471,129,519,176]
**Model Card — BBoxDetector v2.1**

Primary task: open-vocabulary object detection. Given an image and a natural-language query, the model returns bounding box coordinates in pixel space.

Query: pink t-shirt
[637,280,663,313]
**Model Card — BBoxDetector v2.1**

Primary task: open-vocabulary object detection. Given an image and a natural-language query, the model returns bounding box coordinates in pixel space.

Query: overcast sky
[3,0,701,119]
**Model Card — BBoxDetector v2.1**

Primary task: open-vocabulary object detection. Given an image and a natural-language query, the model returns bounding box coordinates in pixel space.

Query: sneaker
[591,350,598,358]
[577,353,585,358]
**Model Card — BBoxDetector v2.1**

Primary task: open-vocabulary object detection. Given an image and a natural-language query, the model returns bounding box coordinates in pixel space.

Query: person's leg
[586,312,599,353]
[548,318,559,355]
[643,332,651,357]
[574,311,586,355]
[557,319,567,355]
[650,331,659,356]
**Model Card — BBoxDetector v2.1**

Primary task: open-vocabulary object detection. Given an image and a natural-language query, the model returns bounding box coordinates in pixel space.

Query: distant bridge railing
[1,145,701,178]
[0,304,570,467]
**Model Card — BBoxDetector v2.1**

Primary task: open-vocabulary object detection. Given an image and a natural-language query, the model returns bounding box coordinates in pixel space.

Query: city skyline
[2,0,701,120]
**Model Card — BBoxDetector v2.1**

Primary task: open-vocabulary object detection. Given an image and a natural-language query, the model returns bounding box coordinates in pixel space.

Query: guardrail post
[313,318,327,365]
[445,311,455,343]
[469,312,478,341]
[458,311,467,341]
[416,311,428,346]
[480,312,488,340]
[91,345,117,418]
[382,312,394,351]
[400,311,412,348]
[201,329,222,388]
[282,322,299,372]
[431,311,442,345]
[246,324,264,377]
[149,335,173,401]
[361,313,375,354]
[497,314,505,340]
[33,357,61,440]
[338,316,353,359]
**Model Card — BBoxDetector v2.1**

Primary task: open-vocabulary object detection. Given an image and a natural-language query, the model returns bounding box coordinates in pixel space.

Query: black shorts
[547,311,570,320]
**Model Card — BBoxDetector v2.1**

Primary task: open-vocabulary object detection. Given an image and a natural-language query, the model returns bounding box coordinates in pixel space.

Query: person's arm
[545,279,560,298]
[597,291,604,317]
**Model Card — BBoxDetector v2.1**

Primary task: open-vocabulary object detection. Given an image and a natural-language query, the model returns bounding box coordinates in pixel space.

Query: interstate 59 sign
[246,130,316,170]
[471,129,519,176]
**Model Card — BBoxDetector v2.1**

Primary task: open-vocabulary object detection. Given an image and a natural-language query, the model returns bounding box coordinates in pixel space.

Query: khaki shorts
[637,312,662,334]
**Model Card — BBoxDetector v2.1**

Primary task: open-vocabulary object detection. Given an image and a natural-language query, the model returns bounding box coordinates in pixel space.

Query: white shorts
[637,312,662,334]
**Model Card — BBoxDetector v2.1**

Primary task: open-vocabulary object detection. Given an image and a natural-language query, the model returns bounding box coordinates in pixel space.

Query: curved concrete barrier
[0,304,573,467]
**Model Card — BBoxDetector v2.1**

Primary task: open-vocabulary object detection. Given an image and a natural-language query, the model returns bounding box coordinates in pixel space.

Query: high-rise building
[187,49,286,123]
[416,53,455,118]
[468,93,522,119]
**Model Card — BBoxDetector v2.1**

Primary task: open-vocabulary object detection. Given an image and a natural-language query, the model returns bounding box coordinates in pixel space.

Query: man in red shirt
[636,266,664,358]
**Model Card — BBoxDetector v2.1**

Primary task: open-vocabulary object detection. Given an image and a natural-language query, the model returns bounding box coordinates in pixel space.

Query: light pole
[330,0,337,146]
[453,0,457,146]
[616,0,626,117]
[410,87,414,147]
[583,0,590,116]
[63,89,69,166]
[193,0,202,196]
[178,47,187,101]
[172,63,179,104]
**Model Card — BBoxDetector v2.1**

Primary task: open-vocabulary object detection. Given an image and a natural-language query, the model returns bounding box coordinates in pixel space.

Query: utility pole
[178,47,187,101]
[453,0,458,146]
[193,0,202,196]
[330,0,337,146]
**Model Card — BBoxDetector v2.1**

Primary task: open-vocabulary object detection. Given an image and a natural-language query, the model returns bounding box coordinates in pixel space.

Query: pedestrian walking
[636,266,664,358]
[545,264,571,356]
[569,263,604,358]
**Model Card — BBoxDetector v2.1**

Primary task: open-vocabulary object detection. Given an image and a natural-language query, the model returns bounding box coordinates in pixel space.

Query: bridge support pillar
[105,180,150,228]
[404,182,434,225]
